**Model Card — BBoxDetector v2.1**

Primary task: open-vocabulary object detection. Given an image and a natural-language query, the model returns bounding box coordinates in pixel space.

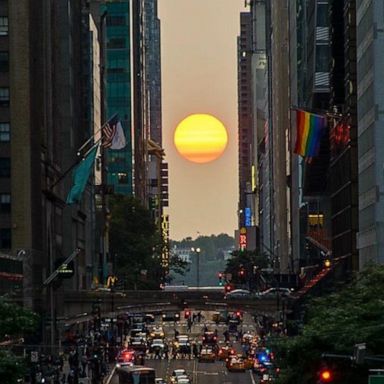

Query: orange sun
[174,114,228,163]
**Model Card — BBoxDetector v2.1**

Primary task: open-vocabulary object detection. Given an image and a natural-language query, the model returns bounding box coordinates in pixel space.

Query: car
[176,379,191,384]
[257,287,293,298]
[145,313,155,323]
[202,331,218,346]
[129,336,147,351]
[211,311,227,323]
[155,378,166,384]
[224,289,251,299]
[198,347,215,362]
[116,349,135,367]
[150,326,165,339]
[226,356,246,372]
[218,345,235,360]
[176,340,191,355]
[170,369,187,383]
[162,311,180,322]
[149,339,165,353]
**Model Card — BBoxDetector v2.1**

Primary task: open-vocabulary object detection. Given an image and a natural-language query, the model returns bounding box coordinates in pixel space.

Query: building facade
[237,12,254,230]
[356,0,384,267]
[101,0,133,195]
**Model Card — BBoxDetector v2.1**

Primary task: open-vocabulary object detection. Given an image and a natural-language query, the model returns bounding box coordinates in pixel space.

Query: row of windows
[0,17,8,36]
[0,122,9,141]
[0,87,9,106]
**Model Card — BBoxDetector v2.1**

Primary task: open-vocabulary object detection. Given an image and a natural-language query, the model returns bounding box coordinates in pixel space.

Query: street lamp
[191,247,201,288]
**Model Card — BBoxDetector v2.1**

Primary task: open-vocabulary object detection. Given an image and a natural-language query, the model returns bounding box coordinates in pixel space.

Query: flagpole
[291,105,345,120]
[48,142,100,191]
[76,113,118,155]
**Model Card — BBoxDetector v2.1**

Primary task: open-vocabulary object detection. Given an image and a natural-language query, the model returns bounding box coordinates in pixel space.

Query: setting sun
[174,114,228,163]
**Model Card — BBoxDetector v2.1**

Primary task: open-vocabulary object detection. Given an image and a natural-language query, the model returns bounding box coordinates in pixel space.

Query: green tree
[273,264,384,384]
[0,299,39,383]
[109,195,163,289]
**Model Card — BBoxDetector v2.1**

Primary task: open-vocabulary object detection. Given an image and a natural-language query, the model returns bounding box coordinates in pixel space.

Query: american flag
[101,114,126,150]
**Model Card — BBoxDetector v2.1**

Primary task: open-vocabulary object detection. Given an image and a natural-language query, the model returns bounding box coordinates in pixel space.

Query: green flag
[66,146,98,205]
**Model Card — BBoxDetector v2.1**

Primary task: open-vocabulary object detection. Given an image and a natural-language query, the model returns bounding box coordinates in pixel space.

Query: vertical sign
[161,214,170,269]
[239,227,247,251]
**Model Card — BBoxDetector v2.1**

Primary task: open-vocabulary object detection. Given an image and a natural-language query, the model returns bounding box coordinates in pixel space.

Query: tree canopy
[0,299,39,383]
[109,195,163,289]
[273,264,384,384]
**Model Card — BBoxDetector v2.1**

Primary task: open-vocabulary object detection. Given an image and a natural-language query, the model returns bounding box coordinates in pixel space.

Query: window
[107,15,126,26]
[0,52,8,72]
[317,4,328,27]
[0,88,9,106]
[0,194,10,213]
[117,172,128,184]
[0,157,10,177]
[107,38,126,49]
[0,17,8,36]
[0,228,11,249]
[316,45,329,72]
[0,123,9,142]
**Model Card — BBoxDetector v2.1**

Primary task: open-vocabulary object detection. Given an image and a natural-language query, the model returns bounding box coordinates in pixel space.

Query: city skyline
[158,0,246,241]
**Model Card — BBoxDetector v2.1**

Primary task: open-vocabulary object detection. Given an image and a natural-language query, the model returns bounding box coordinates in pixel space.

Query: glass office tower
[102,1,133,195]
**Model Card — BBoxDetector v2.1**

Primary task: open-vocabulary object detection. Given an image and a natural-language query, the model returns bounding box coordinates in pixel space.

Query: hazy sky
[158,0,246,241]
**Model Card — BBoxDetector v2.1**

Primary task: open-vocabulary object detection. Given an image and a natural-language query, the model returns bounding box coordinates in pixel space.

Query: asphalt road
[108,310,258,384]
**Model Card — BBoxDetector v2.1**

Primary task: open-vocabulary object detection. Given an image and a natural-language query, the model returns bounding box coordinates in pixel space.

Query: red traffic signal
[225,284,233,293]
[319,369,332,382]
[218,272,223,278]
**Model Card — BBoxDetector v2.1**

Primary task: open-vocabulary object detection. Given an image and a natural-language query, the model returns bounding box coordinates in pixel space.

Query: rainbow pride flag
[294,109,327,157]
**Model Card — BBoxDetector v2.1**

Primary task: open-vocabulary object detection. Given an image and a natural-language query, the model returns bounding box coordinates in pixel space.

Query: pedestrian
[187,318,192,332]
[81,354,87,377]
[197,311,201,323]
[223,330,230,342]
[164,343,169,360]
[192,342,198,359]
[174,328,179,339]
[192,313,196,323]
[61,373,66,384]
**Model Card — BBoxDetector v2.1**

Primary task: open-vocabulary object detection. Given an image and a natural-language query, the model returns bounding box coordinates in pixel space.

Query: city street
[107,310,259,384]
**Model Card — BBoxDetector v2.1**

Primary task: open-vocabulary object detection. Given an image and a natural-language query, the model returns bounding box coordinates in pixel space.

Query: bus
[116,365,156,384]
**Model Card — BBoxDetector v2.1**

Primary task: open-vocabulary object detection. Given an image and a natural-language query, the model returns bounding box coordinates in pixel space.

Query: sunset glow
[174,114,228,163]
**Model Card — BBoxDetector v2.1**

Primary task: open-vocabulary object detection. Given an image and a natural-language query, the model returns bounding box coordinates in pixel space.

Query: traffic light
[238,268,246,280]
[319,368,333,383]
[218,272,224,286]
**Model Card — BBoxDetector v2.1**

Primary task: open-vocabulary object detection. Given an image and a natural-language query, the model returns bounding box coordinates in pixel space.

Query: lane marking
[249,369,256,384]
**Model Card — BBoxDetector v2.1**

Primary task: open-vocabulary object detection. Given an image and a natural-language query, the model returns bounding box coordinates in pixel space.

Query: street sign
[369,376,384,384]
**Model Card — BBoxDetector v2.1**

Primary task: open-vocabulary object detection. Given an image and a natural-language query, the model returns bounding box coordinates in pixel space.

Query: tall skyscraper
[237,12,254,230]
[0,1,101,350]
[101,1,133,195]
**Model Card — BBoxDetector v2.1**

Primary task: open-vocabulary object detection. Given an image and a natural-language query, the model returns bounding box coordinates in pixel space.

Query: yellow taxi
[198,347,216,363]
[226,356,246,372]
[217,346,235,361]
